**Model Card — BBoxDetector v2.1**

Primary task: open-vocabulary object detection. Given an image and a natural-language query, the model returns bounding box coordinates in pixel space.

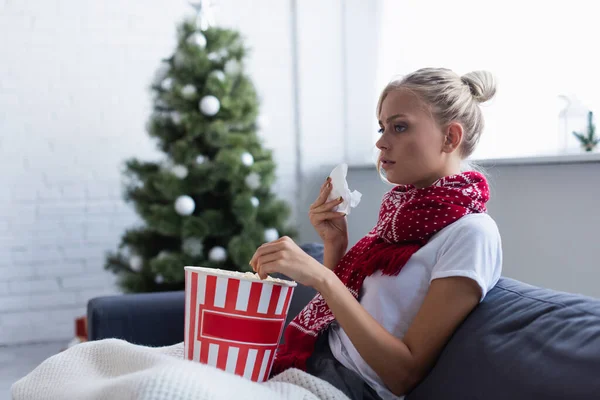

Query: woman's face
[376,89,457,187]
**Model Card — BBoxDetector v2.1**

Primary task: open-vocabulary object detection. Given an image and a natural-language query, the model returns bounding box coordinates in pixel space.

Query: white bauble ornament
[196,155,207,164]
[209,70,226,82]
[241,152,254,167]
[155,274,165,284]
[171,164,188,179]
[186,32,207,49]
[174,195,195,216]
[224,59,241,75]
[170,112,182,125]
[129,255,143,272]
[208,246,227,262]
[173,51,187,68]
[207,52,220,62]
[155,97,168,108]
[250,197,259,207]
[161,77,174,91]
[181,84,197,99]
[264,228,279,242]
[157,251,170,260]
[256,114,270,131]
[199,95,220,116]
[182,237,204,257]
[154,62,170,84]
[244,172,261,190]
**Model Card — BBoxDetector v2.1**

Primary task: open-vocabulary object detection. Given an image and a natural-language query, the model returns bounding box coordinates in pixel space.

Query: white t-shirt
[328,213,503,400]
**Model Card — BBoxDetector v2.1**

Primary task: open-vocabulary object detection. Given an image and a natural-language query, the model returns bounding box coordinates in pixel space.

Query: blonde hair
[377,68,496,162]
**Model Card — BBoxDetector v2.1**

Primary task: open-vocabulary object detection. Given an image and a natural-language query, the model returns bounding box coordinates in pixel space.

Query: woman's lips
[381,159,395,169]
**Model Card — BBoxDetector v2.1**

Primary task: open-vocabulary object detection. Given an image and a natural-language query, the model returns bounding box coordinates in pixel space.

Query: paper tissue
[326,163,362,215]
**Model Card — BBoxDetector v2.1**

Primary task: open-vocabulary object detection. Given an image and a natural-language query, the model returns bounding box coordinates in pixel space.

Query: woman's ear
[443,122,463,153]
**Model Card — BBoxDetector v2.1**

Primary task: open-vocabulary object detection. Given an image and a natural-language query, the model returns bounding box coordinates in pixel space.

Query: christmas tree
[105,4,296,293]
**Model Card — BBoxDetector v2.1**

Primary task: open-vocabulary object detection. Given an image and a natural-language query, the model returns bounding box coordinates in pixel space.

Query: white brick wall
[0,0,298,345]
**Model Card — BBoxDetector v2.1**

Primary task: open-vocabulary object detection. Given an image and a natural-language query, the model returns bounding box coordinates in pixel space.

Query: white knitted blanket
[11,339,349,400]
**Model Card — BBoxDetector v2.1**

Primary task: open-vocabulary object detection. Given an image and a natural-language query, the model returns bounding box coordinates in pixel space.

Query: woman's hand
[249,236,329,289]
[310,177,348,246]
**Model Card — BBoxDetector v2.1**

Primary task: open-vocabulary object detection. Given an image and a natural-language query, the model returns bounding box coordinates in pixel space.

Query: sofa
[88,243,600,399]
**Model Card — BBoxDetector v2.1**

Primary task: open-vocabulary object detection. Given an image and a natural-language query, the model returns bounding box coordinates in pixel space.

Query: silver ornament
[161,77,174,91]
[208,246,227,262]
[196,155,207,164]
[250,197,259,207]
[173,51,187,68]
[189,0,216,31]
[199,95,220,116]
[244,172,261,190]
[155,97,168,108]
[207,52,220,62]
[224,59,241,75]
[155,274,165,284]
[170,112,182,125]
[186,32,207,49]
[264,228,279,242]
[181,84,197,99]
[175,195,195,216]
[171,164,188,179]
[209,70,226,82]
[154,62,170,85]
[241,152,254,167]
[157,251,170,260]
[256,114,270,131]
[129,255,143,272]
[182,237,204,257]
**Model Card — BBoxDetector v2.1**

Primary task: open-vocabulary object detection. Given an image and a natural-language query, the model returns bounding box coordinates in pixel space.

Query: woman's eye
[394,124,407,133]
[378,127,384,134]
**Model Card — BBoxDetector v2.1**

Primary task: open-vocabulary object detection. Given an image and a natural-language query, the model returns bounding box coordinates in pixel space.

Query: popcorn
[185,266,296,286]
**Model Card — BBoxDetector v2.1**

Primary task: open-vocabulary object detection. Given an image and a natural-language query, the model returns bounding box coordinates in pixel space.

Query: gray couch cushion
[407,277,600,400]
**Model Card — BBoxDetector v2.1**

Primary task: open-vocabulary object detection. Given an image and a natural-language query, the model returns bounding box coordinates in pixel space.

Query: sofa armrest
[87,290,185,347]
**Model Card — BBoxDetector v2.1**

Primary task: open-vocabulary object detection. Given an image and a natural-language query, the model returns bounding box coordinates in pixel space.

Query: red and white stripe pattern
[184,269,295,382]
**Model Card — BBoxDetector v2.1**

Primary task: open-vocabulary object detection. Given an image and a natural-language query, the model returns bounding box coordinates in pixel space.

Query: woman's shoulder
[435,213,501,246]
[453,212,499,232]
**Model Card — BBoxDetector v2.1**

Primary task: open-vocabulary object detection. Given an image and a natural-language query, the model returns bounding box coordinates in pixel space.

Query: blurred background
[1,0,599,394]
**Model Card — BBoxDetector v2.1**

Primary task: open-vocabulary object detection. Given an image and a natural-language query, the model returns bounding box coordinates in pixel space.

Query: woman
[250,67,503,400]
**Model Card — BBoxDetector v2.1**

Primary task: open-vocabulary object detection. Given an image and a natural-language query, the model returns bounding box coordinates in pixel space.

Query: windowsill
[470,152,600,166]
[349,152,600,170]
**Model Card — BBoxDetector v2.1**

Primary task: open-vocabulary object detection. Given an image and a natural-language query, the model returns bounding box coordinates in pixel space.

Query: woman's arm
[322,240,348,270]
[250,237,482,396]
[315,270,480,396]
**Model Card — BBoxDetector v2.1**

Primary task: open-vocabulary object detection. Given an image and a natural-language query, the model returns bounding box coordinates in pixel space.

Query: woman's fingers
[250,238,287,267]
[310,211,346,223]
[254,253,280,279]
[311,197,344,214]
[310,177,332,210]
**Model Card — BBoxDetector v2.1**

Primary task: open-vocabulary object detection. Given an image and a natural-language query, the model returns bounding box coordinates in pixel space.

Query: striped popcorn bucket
[184,266,297,382]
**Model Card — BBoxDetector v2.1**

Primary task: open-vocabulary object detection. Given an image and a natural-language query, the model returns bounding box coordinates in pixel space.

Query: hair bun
[461,71,497,103]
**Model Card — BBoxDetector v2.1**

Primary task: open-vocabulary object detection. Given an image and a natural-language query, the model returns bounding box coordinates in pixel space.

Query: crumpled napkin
[326,163,362,215]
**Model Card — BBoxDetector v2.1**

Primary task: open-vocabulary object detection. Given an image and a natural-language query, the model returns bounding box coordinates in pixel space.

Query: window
[374,0,599,160]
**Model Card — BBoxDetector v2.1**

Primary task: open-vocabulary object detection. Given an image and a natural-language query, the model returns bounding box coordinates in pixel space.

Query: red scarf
[271,171,489,376]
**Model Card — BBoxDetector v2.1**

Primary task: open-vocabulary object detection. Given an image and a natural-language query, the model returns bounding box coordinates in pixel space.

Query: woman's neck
[413,165,462,189]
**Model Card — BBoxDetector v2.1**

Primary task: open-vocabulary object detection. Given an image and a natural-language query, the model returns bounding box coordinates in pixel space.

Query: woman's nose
[376,135,388,150]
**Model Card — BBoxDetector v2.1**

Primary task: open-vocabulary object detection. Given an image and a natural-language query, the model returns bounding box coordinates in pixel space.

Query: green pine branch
[572,111,599,151]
